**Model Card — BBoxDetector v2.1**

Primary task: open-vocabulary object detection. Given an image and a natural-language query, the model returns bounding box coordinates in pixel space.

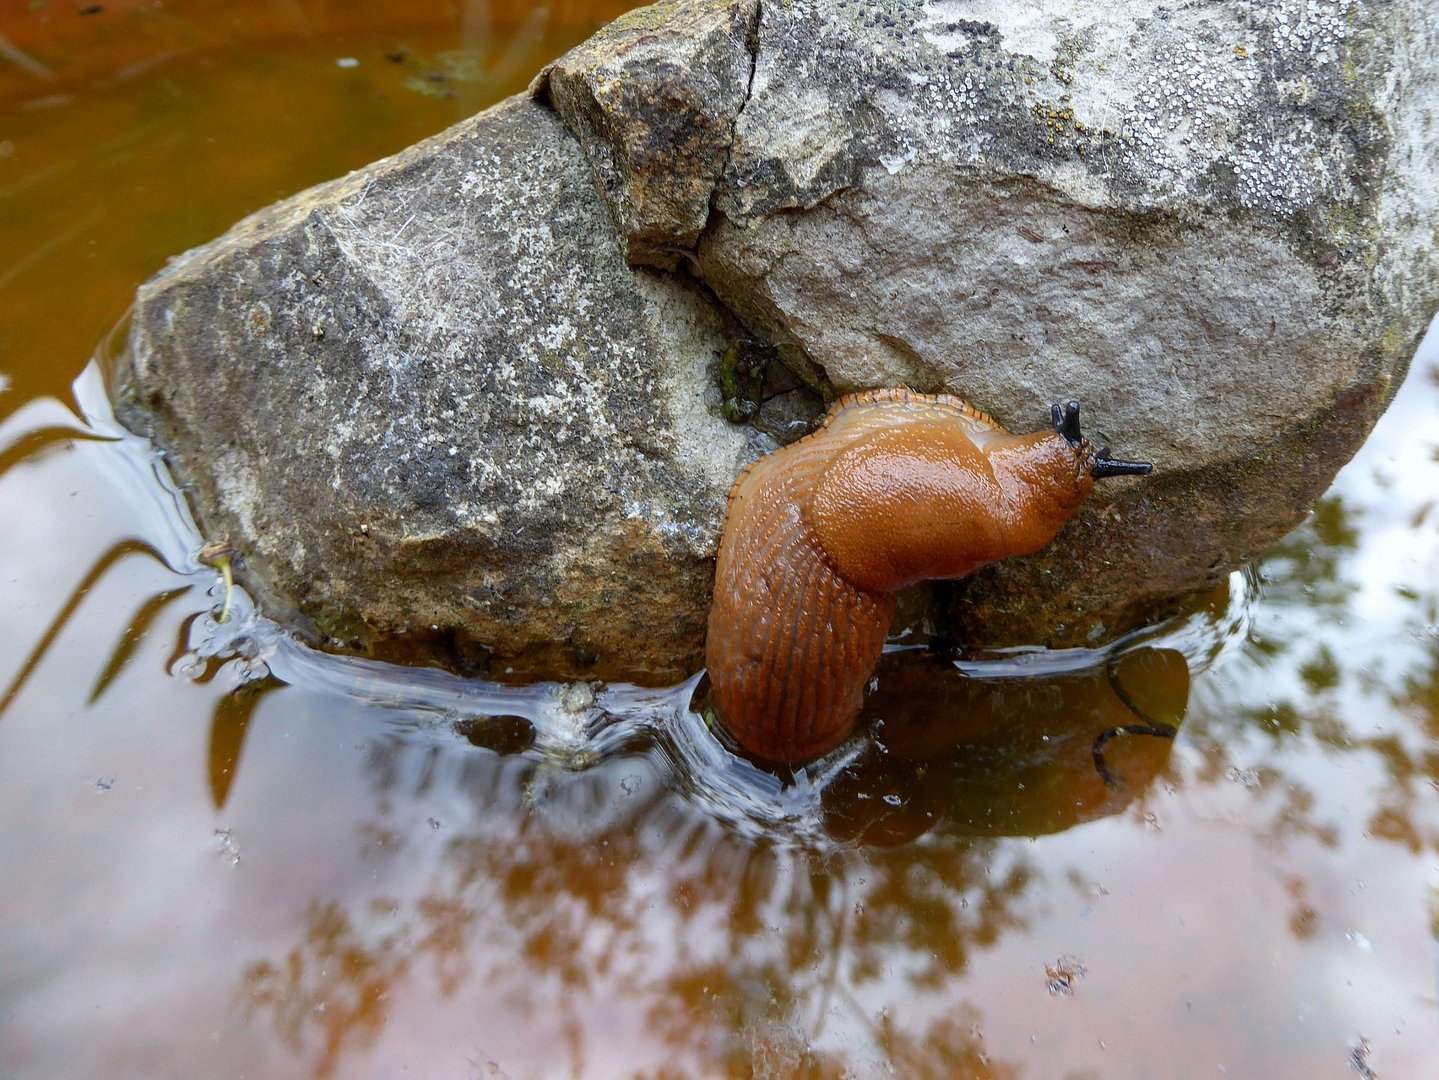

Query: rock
[551,0,1439,645]
[118,96,753,683]
[534,0,758,270]
[119,0,1439,681]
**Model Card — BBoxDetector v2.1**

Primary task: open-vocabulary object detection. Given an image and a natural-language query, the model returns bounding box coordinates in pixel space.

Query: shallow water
[3,4,1439,1078]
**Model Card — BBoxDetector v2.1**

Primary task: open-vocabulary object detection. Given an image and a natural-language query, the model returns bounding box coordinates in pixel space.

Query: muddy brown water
[3,4,1438,1078]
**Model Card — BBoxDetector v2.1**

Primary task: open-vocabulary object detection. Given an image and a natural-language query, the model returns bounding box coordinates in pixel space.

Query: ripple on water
[159,543,1248,852]
[73,338,1255,853]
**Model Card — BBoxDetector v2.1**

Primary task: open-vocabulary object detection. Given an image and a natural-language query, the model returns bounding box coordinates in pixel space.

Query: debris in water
[1226,765,1262,788]
[92,776,114,792]
[1045,955,1086,996]
[1344,930,1373,952]
[1349,1036,1377,1079]
[198,540,235,623]
[560,682,596,714]
[214,828,241,867]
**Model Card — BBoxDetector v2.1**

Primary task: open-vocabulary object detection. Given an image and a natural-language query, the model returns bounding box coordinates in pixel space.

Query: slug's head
[1049,400,1154,481]
[979,399,1154,555]
[808,395,1153,595]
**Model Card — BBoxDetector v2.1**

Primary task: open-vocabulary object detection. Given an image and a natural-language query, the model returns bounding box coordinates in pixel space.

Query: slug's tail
[706,433,896,763]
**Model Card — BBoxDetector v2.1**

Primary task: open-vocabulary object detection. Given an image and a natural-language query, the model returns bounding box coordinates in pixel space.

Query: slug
[705,389,1152,764]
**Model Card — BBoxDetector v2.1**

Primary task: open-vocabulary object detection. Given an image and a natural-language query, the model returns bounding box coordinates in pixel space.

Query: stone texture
[534,0,758,269]
[119,0,1439,679]
[118,96,752,682]
[551,0,1439,645]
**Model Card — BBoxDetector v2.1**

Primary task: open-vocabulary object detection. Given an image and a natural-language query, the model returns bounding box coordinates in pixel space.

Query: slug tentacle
[707,389,1153,764]
[1049,400,1155,479]
[1092,446,1154,478]
[1052,400,1085,446]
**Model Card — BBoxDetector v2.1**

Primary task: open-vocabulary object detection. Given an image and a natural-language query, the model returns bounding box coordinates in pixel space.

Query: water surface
[3,3,1438,1078]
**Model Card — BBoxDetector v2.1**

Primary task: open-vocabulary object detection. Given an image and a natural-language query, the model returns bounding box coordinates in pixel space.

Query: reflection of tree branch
[208,675,285,811]
[880,1005,1022,1079]
[88,586,191,704]
[232,649,1196,1075]
[0,537,167,718]
[235,725,1054,1078]
[808,873,849,1041]
[241,900,406,1079]
[0,423,120,478]
[1253,495,1361,618]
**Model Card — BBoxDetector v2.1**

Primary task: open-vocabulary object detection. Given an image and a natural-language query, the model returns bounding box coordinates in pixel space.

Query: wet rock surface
[119,97,752,682]
[119,0,1439,675]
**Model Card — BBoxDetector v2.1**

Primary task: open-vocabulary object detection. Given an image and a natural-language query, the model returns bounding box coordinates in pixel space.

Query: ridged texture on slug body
[707,389,1124,764]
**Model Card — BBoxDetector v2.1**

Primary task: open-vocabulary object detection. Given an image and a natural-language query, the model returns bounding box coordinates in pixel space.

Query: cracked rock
[559,0,1439,645]
[118,97,753,682]
[118,0,1439,678]
[534,0,758,270]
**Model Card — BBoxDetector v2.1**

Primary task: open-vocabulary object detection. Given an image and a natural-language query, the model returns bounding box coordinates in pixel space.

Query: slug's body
[706,389,1151,764]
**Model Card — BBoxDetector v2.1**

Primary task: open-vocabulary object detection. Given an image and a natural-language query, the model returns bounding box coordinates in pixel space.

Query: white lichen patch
[731,0,1374,226]
[1084,0,1360,215]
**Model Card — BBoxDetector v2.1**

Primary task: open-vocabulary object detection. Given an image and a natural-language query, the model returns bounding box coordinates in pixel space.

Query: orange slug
[705,389,1152,764]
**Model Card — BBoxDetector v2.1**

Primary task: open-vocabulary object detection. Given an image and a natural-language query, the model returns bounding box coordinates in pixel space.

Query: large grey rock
[120,0,1439,681]
[547,0,1439,644]
[118,97,751,682]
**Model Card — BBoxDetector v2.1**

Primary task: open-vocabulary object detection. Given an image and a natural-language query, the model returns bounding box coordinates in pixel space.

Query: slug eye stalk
[1093,447,1154,479]
[1049,400,1154,479]
[1052,400,1085,446]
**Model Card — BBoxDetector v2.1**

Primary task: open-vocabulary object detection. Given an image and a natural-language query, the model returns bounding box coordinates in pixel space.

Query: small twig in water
[199,540,236,623]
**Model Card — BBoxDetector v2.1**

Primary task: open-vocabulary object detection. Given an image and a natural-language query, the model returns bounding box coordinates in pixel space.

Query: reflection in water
[208,675,286,810]
[822,647,1187,844]
[232,723,1040,1077]
[0,350,1434,1076]
[0,422,118,476]
[0,537,178,718]
[89,585,191,705]
[210,579,1198,1074]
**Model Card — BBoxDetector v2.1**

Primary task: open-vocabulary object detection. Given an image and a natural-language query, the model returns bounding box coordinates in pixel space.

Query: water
[4,4,1439,1078]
